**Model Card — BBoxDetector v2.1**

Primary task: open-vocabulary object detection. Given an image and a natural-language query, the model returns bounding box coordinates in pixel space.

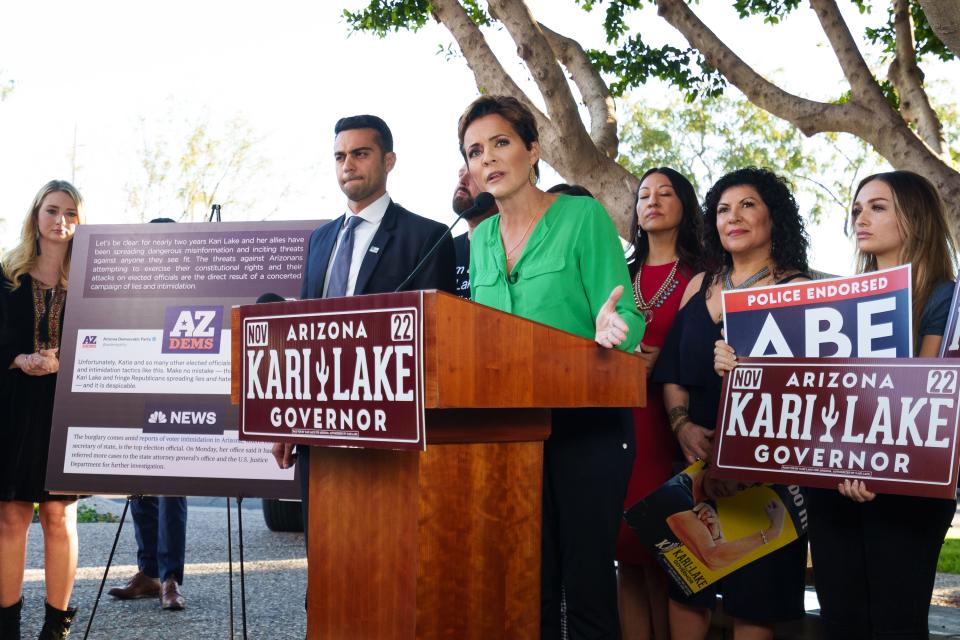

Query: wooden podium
[234,291,645,639]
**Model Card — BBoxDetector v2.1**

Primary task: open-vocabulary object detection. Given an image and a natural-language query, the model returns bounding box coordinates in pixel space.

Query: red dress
[616,261,690,565]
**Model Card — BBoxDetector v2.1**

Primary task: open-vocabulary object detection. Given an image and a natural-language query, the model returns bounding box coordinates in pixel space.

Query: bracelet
[668,406,689,430]
[759,528,768,544]
[672,419,691,436]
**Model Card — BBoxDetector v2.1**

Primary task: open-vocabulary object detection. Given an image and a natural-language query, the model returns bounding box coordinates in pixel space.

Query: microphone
[255,292,286,304]
[394,192,495,293]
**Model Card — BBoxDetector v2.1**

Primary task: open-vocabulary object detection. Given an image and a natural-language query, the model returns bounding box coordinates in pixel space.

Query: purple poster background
[47,220,321,498]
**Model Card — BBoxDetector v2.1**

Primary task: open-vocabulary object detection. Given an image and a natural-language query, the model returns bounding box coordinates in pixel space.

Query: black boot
[37,601,76,640]
[0,597,22,640]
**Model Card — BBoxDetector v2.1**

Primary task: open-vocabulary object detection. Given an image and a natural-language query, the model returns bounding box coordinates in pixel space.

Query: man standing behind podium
[452,164,496,298]
[270,114,456,530]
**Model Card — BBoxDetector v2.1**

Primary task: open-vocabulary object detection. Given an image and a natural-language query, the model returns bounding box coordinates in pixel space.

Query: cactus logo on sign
[162,306,223,354]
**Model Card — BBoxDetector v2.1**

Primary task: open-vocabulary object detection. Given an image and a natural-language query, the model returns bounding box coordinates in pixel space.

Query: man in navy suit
[270,114,455,526]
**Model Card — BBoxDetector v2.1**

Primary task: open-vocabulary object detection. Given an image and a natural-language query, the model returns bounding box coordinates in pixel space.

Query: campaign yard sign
[238,292,426,450]
[713,358,960,498]
[722,265,912,358]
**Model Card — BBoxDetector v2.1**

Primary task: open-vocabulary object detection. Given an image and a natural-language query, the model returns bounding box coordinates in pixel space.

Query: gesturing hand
[595,285,630,349]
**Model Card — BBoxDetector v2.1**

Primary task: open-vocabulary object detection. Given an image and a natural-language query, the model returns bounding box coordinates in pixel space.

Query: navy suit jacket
[300,200,456,299]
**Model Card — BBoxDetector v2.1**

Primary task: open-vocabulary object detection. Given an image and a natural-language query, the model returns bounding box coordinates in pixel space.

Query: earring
[35,230,41,256]
[529,166,537,186]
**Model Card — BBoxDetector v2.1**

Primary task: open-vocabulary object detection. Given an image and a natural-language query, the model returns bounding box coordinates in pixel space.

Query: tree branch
[655,0,862,138]
[538,22,619,158]
[918,0,960,59]
[485,0,597,161]
[431,0,550,135]
[807,0,888,105]
[431,0,636,234]
[888,0,945,154]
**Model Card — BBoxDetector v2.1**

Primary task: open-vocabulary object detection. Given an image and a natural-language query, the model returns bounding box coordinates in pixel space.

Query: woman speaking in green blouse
[459,95,645,640]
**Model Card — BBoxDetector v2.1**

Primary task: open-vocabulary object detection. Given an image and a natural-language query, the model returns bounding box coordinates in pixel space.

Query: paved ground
[20,497,306,639]
[16,497,960,639]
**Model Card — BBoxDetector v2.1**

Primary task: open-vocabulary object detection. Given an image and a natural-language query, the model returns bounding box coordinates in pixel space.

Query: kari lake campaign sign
[46,221,320,498]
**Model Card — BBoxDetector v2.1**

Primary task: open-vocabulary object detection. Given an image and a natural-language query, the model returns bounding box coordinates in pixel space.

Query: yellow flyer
[624,460,808,595]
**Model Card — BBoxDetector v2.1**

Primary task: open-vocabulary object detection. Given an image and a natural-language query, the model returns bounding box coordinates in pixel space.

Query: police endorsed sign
[238,292,425,450]
[722,265,912,358]
[713,358,960,498]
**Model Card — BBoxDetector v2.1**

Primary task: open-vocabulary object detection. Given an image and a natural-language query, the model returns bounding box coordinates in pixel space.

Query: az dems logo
[162,306,223,354]
[81,335,98,349]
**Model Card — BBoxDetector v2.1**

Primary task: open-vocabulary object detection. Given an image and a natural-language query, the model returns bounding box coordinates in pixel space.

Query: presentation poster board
[713,358,960,498]
[46,220,321,498]
[625,461,807,595]
[722,265,912,358]
[237,292,426,451]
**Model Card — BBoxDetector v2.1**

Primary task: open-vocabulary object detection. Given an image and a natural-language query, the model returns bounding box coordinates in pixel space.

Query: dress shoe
[108,571,160,600]
[160,578,185,611]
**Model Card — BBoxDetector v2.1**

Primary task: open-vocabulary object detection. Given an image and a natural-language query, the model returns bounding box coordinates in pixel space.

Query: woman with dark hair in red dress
[617,167,703,640]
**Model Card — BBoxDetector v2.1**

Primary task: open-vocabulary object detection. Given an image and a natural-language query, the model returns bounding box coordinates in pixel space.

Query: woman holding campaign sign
[459,95,645,639]
[807,171,956,639]
[653,167,809,639]
[0,180,83,639]
[616,167,703,640]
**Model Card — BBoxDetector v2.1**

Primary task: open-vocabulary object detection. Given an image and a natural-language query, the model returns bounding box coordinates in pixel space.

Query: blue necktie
[326,215,364,298]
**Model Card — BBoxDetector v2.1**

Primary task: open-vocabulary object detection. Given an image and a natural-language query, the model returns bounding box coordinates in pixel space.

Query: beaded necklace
[722,265,770,290]
[632,258,680,325]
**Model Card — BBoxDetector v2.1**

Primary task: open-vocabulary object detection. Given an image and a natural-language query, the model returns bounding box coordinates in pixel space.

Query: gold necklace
[504,213,538,259]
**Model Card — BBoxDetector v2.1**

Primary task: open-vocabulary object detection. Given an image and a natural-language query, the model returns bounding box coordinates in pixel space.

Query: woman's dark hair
[546,183,594,197]
[629,167,703,277]
[701,167,809,284]
[458,95,540,179]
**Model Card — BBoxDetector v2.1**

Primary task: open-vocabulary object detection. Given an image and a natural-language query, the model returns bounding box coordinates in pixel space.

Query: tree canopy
[346,0,959,236]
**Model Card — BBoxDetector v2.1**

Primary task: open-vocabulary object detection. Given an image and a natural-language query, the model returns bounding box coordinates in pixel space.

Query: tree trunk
[432,0,639,236]
[918,0,960,59]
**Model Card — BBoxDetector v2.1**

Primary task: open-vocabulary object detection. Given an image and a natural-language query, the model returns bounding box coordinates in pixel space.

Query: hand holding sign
[714,339,737,377]
[595,285,630,349]
[838,478,876,503]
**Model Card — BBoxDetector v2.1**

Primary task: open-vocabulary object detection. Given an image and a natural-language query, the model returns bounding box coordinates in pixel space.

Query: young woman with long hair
[0,180,84,639]
[812,171,956,639]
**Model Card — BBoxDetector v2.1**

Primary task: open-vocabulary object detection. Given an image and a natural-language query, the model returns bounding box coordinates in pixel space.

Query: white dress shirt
[321,192,391,297]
